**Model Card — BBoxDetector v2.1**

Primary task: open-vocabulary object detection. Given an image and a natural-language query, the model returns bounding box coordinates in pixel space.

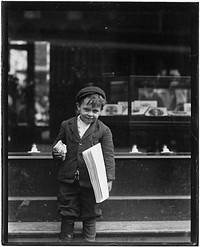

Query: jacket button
[79,142,82,145]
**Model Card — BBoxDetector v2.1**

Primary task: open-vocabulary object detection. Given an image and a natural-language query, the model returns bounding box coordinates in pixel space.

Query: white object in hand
[54,140,67,160]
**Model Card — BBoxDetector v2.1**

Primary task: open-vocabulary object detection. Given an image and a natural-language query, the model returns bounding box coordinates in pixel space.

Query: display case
[100,75,191,153]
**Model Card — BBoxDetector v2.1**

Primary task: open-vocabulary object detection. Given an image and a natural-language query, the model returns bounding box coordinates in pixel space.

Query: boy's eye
[83,107,90,111]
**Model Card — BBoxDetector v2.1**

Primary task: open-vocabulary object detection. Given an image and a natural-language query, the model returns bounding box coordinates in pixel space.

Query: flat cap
[76,86,106,102]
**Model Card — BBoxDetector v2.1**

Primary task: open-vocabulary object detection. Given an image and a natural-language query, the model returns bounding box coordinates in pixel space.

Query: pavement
[7,220,192,244]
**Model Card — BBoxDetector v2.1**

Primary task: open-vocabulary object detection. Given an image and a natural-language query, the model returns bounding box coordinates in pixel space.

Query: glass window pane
[9,49,28,124]
[101,78,129,116]
[34,42,50,127]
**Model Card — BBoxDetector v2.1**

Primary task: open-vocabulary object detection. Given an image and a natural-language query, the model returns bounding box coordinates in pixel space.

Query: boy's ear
[76,102,80,110]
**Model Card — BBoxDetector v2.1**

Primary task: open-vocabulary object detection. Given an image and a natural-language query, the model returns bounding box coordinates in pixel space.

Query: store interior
[6,3,197,154]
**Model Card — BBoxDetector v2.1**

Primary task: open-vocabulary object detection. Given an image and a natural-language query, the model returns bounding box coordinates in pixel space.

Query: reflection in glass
[9,49,28,124]
[34,42,50,127]
[138,88,191,111]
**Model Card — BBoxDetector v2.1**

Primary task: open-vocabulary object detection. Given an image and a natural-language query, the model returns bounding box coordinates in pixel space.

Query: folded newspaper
[82,143,109,203]
[53,140,67,160]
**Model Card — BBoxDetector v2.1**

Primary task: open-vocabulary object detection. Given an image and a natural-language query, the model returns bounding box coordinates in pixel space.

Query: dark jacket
[53,117,115,187]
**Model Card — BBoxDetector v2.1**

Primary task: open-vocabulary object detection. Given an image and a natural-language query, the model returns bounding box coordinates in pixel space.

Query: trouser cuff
[82,217,96,242]
[60,216,75,240]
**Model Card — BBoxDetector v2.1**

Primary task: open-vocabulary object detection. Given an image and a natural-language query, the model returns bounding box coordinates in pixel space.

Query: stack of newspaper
[82,143,109,203]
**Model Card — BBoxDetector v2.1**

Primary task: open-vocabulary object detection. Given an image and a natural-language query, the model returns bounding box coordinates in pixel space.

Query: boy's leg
[79,186,101,242]
[82,217,96,242]
[57,181,80,242]
[58,216,74,242]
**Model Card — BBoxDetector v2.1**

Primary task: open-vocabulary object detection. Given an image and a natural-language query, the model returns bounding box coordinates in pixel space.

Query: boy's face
[77,97,101,124]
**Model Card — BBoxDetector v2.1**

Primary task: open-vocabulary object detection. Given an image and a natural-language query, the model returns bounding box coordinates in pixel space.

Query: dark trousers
[57,181,101,241]
[57,180,101,220]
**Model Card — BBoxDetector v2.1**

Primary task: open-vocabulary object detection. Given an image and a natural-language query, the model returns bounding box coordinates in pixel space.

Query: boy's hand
[52,148,66,161]
[107,181,113,192]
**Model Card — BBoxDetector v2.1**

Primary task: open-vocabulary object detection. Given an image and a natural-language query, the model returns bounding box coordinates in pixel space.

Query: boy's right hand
[52,148,66,161]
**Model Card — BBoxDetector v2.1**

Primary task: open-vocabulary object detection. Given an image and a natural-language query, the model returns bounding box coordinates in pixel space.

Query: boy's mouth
[86,117,94,121]
[82,115,93,121]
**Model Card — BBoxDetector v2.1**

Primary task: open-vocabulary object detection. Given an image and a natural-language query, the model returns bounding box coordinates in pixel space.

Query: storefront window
[9,48,28,125]
[133,75,191,116]
[100,74,191,153]
[8,43,191,153]
[8,41,50,152]
[34,42,50,127]
[101,79,129,116]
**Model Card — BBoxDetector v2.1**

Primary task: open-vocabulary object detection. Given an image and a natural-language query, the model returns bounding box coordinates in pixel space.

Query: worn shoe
[83,236,96,242]
[57,233,73,242]
[58,216,74,242]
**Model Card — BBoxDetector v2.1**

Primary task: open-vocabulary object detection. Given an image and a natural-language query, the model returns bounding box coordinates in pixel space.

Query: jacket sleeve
[101,127,116,181]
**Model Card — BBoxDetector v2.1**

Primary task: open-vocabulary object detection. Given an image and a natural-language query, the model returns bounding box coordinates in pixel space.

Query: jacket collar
[69,117,97,141]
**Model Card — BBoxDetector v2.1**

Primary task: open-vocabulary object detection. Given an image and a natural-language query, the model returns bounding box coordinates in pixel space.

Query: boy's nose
[88,111,93,117]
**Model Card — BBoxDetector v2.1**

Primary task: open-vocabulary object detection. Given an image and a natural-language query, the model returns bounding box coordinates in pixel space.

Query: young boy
[52,86,115,242]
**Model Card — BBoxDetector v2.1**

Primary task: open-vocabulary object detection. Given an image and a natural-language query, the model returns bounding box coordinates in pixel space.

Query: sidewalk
[7,220,191,244]
[8,221,191,235]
